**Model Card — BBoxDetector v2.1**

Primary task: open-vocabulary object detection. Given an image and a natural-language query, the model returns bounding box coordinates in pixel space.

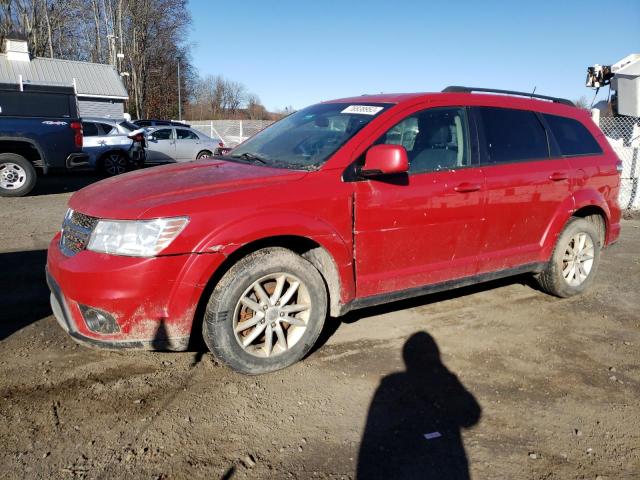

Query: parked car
[144,126,222,163]
[82,117,145,176]
[134,119,191,128]
[47,87,621,375]
[0,83,86,197]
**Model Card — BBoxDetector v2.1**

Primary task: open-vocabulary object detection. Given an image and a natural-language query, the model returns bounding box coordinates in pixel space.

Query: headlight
[87,217,189,257]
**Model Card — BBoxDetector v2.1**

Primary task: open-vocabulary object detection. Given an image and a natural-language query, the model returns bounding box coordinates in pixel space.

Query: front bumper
[46,233,226,350]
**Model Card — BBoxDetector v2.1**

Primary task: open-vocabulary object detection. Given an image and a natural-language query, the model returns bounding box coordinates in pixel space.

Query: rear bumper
[66,153,89,169]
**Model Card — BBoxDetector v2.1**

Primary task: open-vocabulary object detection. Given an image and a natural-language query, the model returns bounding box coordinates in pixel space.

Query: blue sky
[189,0,640,111]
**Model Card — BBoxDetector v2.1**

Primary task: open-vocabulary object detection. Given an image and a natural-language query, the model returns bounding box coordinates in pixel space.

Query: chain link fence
[189,120,274,147]
[597,115,640,210]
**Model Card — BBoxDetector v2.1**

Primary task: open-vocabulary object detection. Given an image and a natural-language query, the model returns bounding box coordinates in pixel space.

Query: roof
[324,91,579,116]
[0,54,128,99]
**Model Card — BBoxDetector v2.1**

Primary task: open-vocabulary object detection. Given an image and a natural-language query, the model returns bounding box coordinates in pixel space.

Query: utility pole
[177,56,182,121]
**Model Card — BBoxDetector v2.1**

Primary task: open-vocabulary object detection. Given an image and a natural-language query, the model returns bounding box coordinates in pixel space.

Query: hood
[69,159,307,219]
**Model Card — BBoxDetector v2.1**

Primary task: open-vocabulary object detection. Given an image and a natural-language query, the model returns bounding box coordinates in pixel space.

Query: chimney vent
[3,37,30,62]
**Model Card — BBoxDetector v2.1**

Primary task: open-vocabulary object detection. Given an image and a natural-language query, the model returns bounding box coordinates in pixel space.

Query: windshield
[228,102,391,169]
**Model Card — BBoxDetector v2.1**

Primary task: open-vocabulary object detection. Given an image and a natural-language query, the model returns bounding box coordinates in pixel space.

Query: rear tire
[100,151,128,176]
[536,217,601,297]
[0,153,37,197]
[203,247,328,375]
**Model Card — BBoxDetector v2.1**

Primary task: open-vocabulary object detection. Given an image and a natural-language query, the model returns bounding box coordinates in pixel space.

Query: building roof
[0,54,128,100]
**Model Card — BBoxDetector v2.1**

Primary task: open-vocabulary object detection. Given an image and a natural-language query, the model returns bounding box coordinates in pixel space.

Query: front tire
[536,217,601,297]
[203,247,328,375]
[0,153,37,197]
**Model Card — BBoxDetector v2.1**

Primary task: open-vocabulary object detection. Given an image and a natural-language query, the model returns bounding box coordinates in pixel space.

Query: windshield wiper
[230,152,269,165]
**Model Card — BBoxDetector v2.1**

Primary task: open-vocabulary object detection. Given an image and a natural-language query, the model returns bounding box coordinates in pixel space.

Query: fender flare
[540,188,610,258]
[0,136,47,171]
[195,212,355,304]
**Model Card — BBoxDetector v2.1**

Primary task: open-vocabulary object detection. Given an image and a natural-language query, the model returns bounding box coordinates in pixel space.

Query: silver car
[145,126,222,163]
[82,118,141,175]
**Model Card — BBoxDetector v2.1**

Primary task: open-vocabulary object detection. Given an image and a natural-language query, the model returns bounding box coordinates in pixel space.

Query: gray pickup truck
[0,83,88,197]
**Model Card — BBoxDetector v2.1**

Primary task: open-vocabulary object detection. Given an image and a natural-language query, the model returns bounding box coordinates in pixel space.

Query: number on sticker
[341,105,384,115]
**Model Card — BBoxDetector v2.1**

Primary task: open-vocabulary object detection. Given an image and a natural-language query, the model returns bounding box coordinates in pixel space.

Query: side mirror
[361,144,409,178]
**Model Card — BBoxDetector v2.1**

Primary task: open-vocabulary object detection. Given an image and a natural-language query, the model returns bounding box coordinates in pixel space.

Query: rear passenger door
[174,128,201,161]
[474,107,571,272]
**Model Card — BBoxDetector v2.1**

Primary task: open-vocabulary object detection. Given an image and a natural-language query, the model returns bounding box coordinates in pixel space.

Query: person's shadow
[357,332,481,480]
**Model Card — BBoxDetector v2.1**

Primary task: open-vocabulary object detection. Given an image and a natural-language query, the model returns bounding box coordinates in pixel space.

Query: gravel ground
[0,174,639,480]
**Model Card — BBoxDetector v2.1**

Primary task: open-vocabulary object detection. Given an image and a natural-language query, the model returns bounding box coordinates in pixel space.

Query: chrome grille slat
[60,211,98,256]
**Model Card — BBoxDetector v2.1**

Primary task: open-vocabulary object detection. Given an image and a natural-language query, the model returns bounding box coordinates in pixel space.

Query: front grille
[60,210,98,256]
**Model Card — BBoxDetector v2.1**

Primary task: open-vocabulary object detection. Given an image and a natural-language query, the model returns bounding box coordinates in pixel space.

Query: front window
[227,102,391,169]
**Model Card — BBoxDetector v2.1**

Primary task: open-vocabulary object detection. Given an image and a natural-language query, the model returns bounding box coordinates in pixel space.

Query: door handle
[549,172,568,181]
[454,182,481,193]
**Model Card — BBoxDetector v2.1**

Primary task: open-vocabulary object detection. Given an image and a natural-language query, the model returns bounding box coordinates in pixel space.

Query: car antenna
[531,86,537,98]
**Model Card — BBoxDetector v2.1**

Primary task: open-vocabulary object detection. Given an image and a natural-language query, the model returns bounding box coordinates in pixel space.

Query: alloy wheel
[233,273,311,358]
[562,232,595,287]
[104,154,127,175]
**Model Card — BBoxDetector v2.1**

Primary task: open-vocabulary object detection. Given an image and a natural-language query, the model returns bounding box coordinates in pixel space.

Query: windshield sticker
[340,105,384,115]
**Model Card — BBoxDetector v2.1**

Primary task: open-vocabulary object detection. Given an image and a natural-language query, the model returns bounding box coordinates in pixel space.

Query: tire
[203,247,328,375]
[0,153,37,197]
[536,217,601,298]
[196,150,212,160]
[100,151,128,176]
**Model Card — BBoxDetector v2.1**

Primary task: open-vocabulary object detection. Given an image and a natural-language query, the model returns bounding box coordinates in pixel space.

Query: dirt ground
[0,174,639,480]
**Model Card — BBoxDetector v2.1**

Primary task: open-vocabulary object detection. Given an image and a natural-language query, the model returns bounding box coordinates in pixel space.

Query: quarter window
[478,107,549,163]
[377,107,470,174]
[543,114,602,156]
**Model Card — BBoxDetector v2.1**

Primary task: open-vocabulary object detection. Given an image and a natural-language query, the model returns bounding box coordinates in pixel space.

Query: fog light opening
[79,305,120,334]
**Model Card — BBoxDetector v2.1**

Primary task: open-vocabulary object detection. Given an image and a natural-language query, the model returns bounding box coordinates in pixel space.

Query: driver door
[353,106,486,297]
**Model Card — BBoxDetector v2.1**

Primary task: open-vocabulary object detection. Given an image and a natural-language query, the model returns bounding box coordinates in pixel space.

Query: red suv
[46,87,621,374]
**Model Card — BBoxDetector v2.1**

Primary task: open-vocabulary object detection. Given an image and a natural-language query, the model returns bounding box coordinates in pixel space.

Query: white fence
[190,120,274,147]
[596,114,640,210]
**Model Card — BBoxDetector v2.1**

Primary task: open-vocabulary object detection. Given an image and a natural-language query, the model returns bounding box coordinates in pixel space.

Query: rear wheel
[101,152,128,176]
[0,153,37,197]
[196,150,212,160]
[536,217,601,297]
[203,247,328,374]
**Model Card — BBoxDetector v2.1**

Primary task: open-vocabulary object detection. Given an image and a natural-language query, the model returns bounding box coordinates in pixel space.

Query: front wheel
[0,153,37,197]
[203,247,328,374]
[536,217,601,297]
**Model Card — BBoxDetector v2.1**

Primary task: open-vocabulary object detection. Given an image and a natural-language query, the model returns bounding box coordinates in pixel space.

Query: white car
[82,118,142,175]
[145,126,222,163]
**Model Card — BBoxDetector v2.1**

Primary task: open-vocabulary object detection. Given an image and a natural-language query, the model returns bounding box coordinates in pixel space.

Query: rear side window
[82,122,99,137]
[477,107,549,163]
[176,129,199,140]
[0,91,72,118]
[543,114,603,156]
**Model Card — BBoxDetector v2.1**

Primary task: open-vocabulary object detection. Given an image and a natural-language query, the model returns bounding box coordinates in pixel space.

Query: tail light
[218,141,224,147]
[70,121,83,148]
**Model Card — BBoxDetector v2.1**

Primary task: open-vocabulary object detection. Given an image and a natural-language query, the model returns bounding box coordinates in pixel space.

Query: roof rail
[442,86,575,107]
